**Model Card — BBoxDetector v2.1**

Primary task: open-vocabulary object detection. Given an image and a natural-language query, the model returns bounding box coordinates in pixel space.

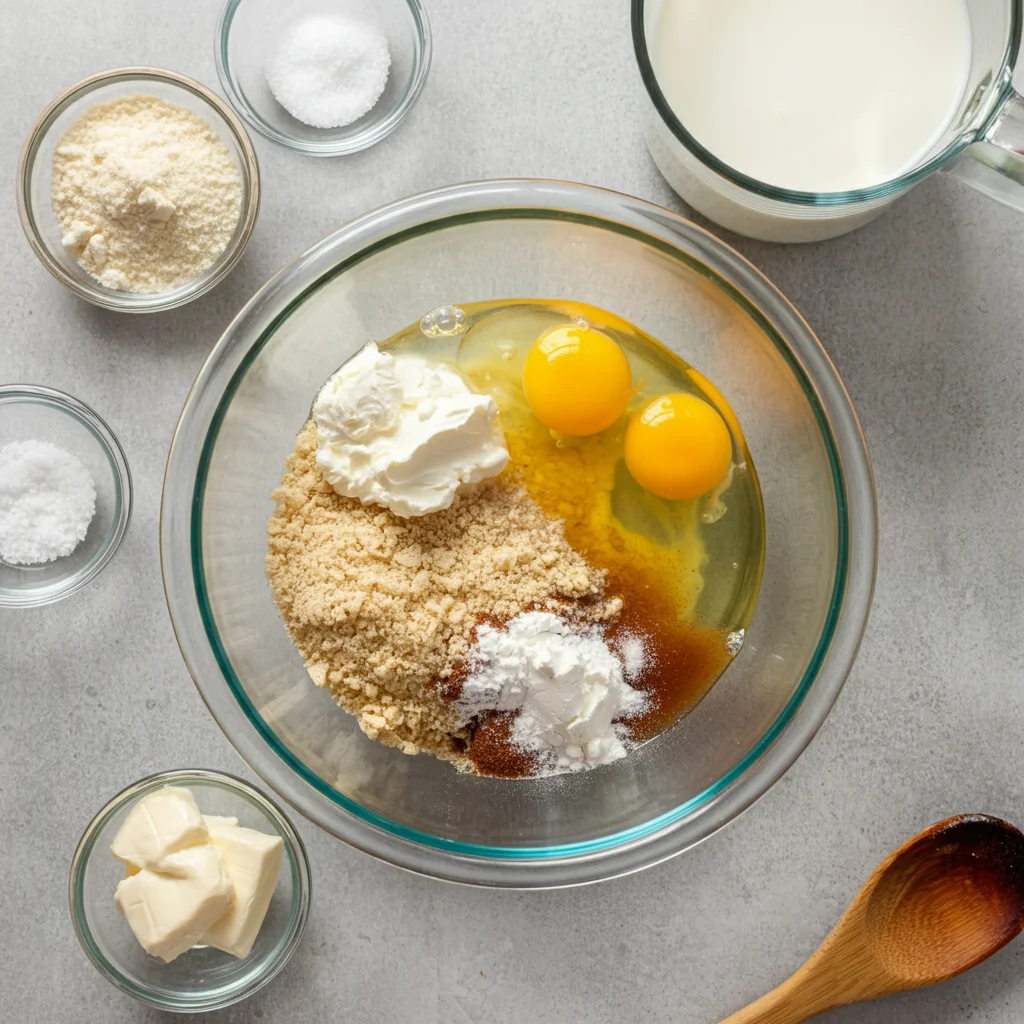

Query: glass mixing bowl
[161,180,877,887]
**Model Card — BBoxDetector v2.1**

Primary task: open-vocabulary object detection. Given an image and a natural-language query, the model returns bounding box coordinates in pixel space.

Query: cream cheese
[311,343,509,518]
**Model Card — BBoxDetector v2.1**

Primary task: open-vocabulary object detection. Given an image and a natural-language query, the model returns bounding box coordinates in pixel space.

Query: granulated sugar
[52,95,242,293]
[0,440,96,565]
[266,421,619,765]
[617,633,648,680]
[266,15,391,129]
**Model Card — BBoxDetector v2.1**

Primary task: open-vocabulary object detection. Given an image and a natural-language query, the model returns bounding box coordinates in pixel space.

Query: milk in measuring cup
[647,0,972,238]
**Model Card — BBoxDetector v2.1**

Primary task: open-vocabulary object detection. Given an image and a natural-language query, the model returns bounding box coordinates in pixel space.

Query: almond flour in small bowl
[19,68,260,313]
[52,95,242,294]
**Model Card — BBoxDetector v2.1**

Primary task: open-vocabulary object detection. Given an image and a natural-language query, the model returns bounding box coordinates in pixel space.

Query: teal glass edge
[189,207,850,860]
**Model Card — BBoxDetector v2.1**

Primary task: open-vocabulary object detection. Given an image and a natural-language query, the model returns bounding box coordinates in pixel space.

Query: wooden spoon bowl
[865,815,1024,986]
[720,815,1024,1023]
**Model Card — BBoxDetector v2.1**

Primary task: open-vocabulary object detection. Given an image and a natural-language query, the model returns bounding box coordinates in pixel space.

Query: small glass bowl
[0,385,132,608]
[18,68,261,314]
[70,769,311,1014]
[216,0,432,155]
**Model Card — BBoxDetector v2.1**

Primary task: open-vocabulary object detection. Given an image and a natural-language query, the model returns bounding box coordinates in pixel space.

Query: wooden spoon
[719,815,1024,1023]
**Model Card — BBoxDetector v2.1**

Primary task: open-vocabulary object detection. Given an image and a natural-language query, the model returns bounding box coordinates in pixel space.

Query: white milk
[646,0,972,239]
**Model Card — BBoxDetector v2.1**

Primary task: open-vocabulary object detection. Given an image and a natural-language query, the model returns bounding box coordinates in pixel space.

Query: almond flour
[266,421,620,766]
[51,95,242,293]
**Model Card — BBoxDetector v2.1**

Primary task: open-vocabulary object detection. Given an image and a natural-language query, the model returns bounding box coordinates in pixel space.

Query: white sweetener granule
[0,440,96,565]
[265,14,391,129]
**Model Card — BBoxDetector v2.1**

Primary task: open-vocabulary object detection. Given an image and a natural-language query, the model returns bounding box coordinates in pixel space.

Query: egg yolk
[522,324,632,436]
[625,393,733,501]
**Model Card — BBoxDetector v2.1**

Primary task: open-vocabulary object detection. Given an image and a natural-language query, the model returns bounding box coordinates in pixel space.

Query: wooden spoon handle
[718,970,845,1024]
[718,983,815,1024]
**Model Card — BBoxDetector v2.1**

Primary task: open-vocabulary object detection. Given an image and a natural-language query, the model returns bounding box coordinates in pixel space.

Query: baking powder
[459,612,648,775]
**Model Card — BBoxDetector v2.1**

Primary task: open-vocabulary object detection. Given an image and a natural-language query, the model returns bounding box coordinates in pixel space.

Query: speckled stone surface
[4,1,1024,1021]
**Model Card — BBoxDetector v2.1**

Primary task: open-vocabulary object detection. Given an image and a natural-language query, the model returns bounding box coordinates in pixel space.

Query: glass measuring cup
[633,0,1024,242]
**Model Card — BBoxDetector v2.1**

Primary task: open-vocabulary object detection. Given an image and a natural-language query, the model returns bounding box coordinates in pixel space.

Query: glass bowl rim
[68,768,312,1014]
[0,383,133,608]
[161,178,878,887]
[215,0,433,156]
[17,66,262,314]
[630,0,1022,207]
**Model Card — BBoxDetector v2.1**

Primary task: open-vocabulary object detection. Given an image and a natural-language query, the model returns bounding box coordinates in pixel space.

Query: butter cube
[202,815,239,829]
[202,821,284,958]
[110,788,209,872]
[114,845,234,963]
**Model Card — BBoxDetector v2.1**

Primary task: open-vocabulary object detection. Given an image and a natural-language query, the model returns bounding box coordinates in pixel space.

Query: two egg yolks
[522,325,732,501]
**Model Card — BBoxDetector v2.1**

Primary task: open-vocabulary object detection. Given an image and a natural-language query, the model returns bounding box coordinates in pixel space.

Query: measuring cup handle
[947,88,1024,210]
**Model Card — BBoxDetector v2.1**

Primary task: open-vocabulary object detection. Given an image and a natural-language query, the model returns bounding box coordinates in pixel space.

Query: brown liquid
[607,578,731,742]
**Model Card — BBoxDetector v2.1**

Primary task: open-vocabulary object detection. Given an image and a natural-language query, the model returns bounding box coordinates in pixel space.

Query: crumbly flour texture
[266,421,618,765]
[52,95,242,293]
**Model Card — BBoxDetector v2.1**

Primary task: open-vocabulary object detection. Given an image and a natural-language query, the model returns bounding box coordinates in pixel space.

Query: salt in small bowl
[0,385,132,608]
[216,0,432,155]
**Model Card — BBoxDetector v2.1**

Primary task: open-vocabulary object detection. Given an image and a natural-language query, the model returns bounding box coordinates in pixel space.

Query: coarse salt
[0,440,96,565]
[265,14,391,129]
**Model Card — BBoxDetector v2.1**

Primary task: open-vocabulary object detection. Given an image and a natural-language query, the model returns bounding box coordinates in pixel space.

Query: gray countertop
[4,1,1024,1021]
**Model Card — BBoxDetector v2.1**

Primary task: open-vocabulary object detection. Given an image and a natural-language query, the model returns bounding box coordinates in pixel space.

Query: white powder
[617,634,648,681]
[266,15,391,129]
[52,96,242,293]
[0,441,96,565]
[459,612,648,776]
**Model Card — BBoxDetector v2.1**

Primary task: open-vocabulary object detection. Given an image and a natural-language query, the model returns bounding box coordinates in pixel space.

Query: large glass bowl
[161,180,877,887]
